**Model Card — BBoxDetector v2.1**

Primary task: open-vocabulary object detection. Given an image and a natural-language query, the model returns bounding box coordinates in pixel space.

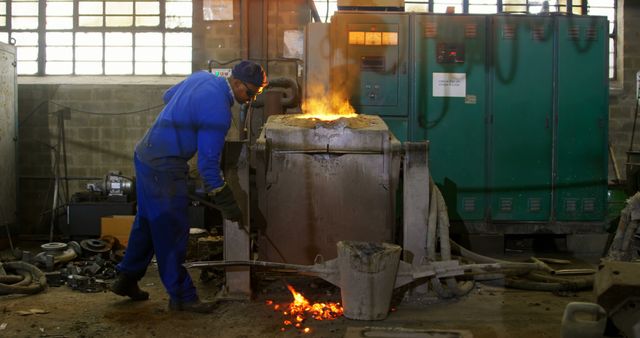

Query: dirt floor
[0,245,603,338]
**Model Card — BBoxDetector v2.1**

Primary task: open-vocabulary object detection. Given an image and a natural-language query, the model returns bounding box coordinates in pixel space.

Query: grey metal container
[253,114,401,264]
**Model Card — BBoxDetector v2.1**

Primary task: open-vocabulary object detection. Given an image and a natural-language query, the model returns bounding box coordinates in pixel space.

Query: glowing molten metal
[266,285,344,334]
[299,90,358,121]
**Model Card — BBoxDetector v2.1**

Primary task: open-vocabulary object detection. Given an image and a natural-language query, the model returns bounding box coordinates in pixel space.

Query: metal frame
[0,0,191,75]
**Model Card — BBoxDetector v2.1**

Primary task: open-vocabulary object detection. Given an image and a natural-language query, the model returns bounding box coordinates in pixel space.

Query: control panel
[210,68,232,77]
[436,43,465,64]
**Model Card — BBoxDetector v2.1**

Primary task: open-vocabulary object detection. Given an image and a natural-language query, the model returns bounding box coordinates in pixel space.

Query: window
[0,0,192,75]
[314,0,619,81]
[586,0,618,80]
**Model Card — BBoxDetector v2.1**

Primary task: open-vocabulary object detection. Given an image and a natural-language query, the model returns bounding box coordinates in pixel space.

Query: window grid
[0,0,192,75]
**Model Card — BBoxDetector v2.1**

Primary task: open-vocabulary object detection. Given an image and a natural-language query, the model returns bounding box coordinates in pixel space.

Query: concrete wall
[16,0,312,235]
[609,1,640,183]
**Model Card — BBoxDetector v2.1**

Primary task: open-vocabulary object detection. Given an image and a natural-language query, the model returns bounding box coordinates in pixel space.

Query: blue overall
[117,71,234,303]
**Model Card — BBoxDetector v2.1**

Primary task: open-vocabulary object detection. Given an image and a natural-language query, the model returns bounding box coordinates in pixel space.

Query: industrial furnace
[253,114,401,264]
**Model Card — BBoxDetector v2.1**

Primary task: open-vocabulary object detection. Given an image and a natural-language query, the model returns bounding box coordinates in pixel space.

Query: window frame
[0,0,192,76]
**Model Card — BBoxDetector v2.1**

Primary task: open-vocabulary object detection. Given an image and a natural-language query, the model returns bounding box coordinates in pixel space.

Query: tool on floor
[185,240,543,320]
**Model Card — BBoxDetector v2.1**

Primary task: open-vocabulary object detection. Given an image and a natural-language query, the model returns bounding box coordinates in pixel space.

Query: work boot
[168,299,219,313]
[110,273,149,301]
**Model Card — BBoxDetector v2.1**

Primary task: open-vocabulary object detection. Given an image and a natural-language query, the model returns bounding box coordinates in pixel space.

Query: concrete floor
[0,247,603,338]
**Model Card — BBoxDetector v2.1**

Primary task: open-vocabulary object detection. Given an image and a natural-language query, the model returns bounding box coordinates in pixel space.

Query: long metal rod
[5,222,13,251]
[49,160,59,244]
[307,0,321,22]
[628,98,640,163]
[60,110,70,203]
[184,260,317,272]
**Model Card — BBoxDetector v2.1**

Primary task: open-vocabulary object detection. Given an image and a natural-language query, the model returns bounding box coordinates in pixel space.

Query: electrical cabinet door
[413,14,487,221]
[331,12,410,137]
[555,16,608,221]
[490,16,554,221]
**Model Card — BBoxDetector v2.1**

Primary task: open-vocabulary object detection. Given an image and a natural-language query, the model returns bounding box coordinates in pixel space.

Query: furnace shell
[253,114,401,264]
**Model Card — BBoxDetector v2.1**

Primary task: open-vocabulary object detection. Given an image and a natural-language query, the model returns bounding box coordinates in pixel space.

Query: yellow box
[101,215,135,246]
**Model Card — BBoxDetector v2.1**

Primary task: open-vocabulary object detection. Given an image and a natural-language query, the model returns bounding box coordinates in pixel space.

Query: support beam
[222,141,251,298]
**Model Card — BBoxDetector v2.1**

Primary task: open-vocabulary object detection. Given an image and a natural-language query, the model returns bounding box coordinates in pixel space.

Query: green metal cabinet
[412,14,487,221]
[555,16,608,221]
[490,16,554,221]
[326,12,609,229]
[331,12,410,125]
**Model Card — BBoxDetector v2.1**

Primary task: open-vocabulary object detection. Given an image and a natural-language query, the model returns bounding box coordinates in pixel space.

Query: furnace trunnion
[253,114,402,265]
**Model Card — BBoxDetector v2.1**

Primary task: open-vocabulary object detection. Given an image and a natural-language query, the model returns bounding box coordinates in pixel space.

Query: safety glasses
[242,82,263,100]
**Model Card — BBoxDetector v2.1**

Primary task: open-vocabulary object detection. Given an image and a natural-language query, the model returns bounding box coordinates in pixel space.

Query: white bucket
[337,241,402,320]
[561,302,607,338]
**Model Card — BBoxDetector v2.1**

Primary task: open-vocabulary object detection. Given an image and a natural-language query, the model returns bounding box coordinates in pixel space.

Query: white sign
[283,30,304,59]
[203,0,233,21]
[432,72,466,97]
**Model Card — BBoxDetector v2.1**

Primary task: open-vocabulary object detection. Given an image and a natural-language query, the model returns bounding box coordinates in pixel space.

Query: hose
[428,178,475,298]
[429,177,591,292]
[504,276,590,292]
[0,261,48,295]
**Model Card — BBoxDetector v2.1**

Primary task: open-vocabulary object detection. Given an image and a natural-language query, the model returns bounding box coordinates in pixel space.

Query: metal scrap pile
[1,236,127,295]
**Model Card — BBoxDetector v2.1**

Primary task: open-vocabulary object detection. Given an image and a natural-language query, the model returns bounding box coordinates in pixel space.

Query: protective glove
[209,184,243,223]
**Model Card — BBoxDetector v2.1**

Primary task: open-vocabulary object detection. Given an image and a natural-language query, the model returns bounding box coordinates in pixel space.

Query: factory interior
[1,0,639,337]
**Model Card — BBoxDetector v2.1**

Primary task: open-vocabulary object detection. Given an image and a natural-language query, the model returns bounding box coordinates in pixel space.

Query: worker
[110,61,268,313]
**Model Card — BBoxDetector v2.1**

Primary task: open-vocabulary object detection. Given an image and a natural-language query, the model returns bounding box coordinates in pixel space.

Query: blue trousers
[116,155,197,303]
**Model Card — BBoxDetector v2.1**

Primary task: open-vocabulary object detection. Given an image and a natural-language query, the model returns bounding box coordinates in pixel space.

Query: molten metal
[299,90,358,121]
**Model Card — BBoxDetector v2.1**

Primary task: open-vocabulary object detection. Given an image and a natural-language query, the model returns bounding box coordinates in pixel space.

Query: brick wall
[17,83,169,234]
[609,2,640,182]
[15,0,312,235]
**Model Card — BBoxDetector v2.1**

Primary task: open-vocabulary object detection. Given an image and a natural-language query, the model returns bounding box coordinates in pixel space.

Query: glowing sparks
[286,285,343,321]
[298,86,358,121]
[266,285,344,335]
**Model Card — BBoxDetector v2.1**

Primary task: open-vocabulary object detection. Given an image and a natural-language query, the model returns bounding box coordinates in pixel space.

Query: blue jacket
[135,71,234,192]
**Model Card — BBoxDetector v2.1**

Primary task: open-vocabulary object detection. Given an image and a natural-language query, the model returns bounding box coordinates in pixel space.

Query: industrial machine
[308,11,609,236]
[253,114,401,264]
[64,172,137,238]
[85,171,134,203]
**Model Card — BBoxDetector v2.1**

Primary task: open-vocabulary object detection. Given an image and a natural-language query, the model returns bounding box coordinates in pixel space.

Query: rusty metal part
[100,235,121,250]
[536,257,572,265]
[594,260,640,337]
[67,241,82,256]
[66,274,107,293]
[553,268,596,275]
[111,248,126,262]
[41,242,67,253]
[80,239,112,254]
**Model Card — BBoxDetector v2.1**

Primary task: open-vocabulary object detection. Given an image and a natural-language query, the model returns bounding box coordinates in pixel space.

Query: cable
[18,100,49,127]
[325,0,329,22]
[0,261,47,295]
[50,101,165,116]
